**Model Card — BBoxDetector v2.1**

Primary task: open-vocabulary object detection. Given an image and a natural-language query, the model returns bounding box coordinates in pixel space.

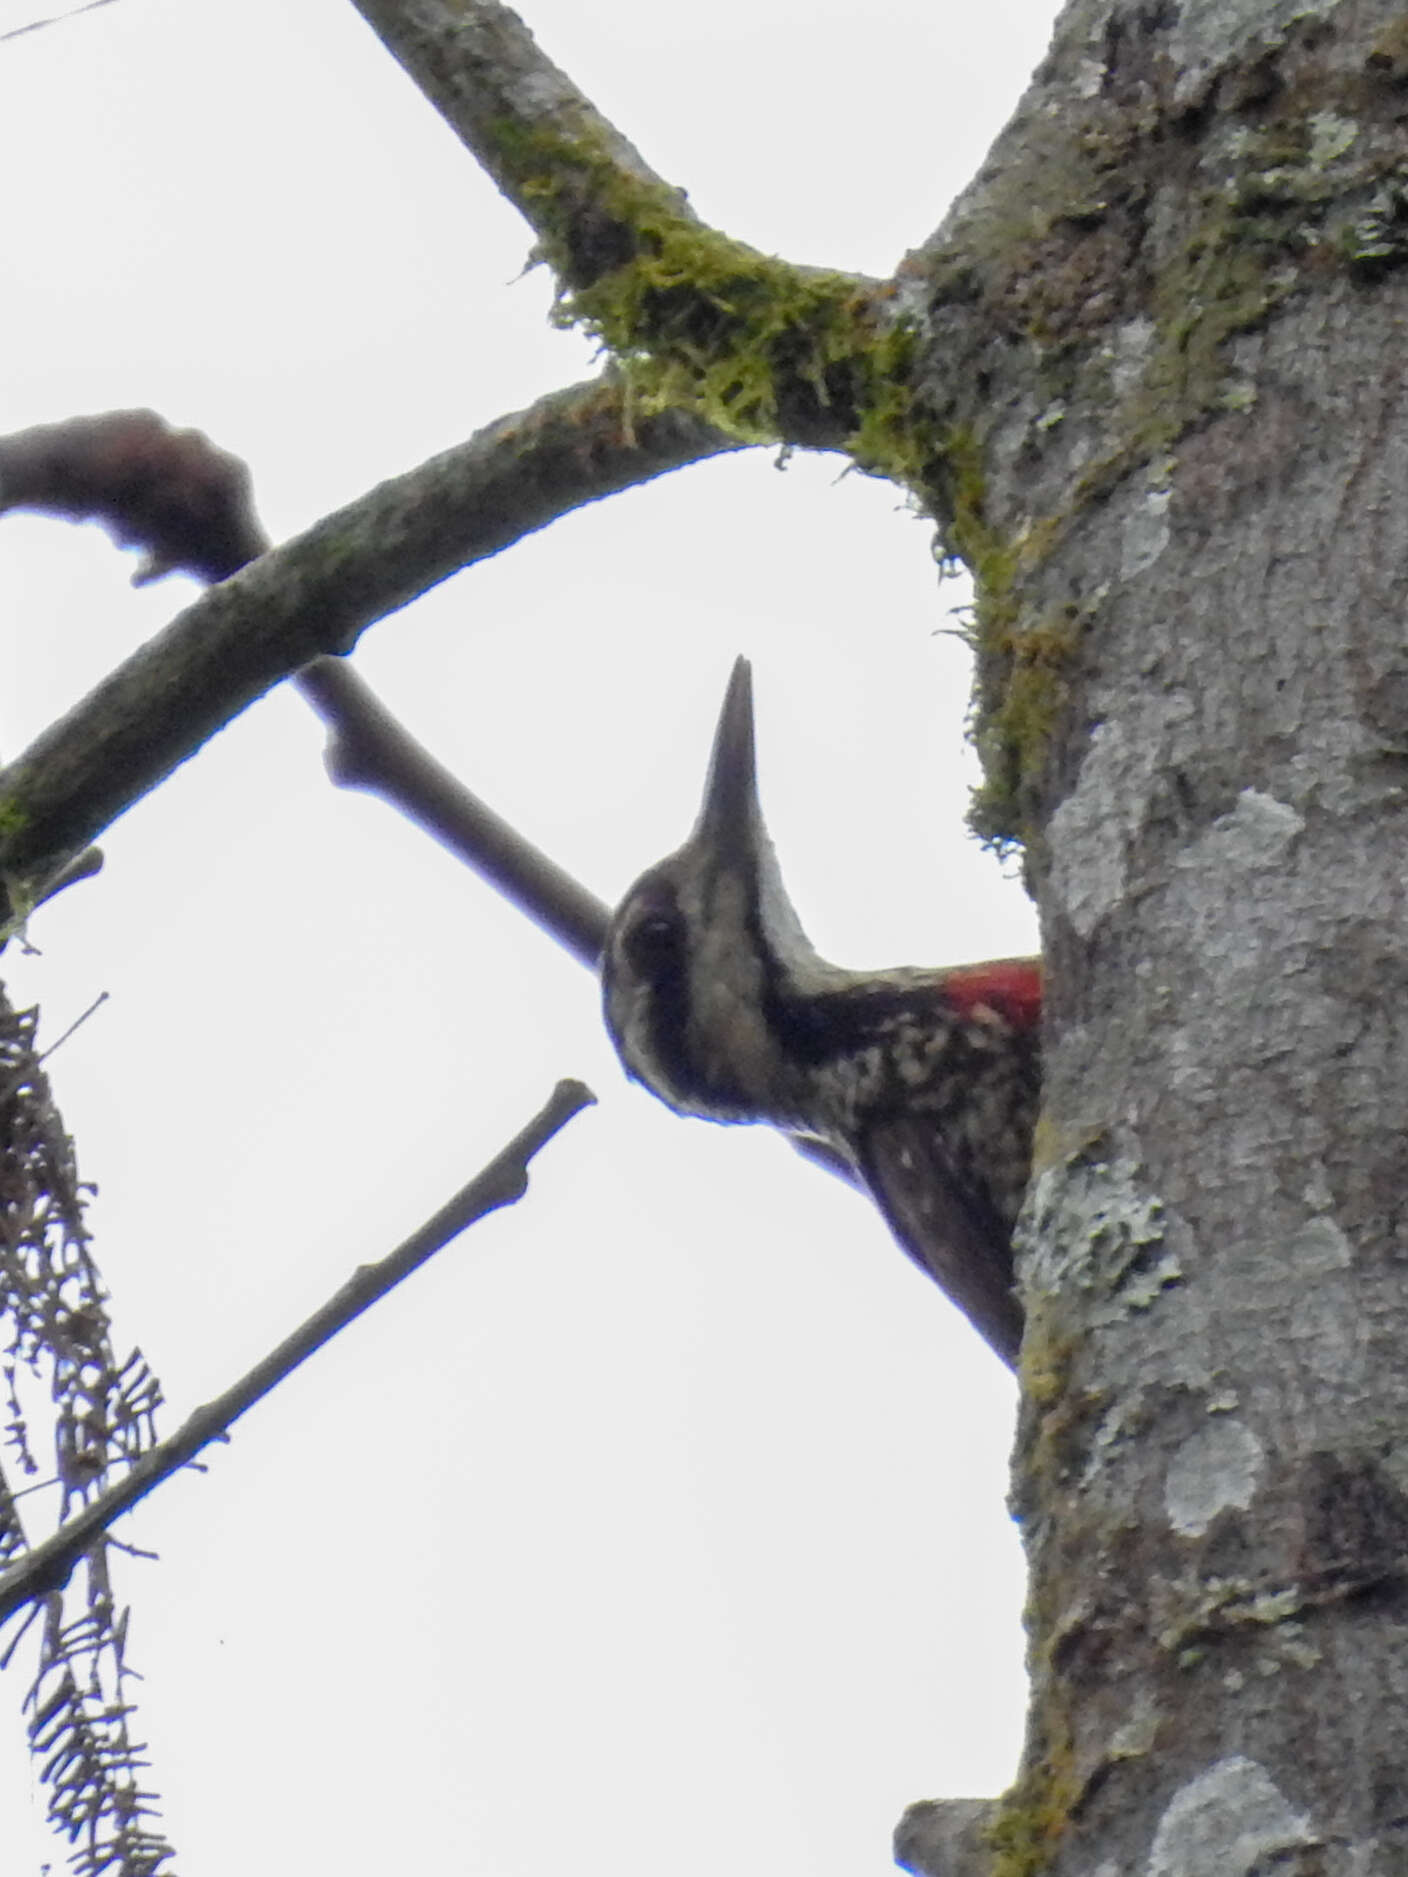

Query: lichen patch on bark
[1164,1419,1266,1537]
[1147,1756,1316,1877]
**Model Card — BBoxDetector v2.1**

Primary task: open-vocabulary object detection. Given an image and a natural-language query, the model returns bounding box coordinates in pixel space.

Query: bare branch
[0,409,626,963]
[0,0,118,44]
[0,409,873,1249]
[347,0,685,288]
[298,658,610,967]
[297,665,865,1195]
[0,1078,595,1628]
[0,384,739,901]
[0,410,263,582]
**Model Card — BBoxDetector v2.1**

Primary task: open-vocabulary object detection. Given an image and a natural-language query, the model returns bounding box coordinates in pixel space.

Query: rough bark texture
[10,2,1408,1867]
[895,1797,995,1876]
[898,0,1408,1868]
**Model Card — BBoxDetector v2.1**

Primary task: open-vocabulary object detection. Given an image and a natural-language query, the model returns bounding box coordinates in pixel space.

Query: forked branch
[0,389,738,908]
[348,1,920,463]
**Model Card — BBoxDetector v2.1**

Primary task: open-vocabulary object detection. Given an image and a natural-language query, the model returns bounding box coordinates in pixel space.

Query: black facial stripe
[610,871,751,1114]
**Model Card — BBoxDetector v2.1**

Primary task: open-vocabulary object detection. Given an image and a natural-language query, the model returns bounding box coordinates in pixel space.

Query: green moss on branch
[495,118,939,480]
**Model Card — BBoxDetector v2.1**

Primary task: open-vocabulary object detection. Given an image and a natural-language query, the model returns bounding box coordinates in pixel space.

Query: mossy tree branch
[347,0,685,282]
[348,0,936,472]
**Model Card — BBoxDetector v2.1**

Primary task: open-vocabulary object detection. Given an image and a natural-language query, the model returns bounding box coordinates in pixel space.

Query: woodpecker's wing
[852,1117,1024,1364]
[847,957,1041,1365]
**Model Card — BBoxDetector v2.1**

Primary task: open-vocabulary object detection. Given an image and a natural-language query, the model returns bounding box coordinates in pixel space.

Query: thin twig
[0,1078,595,1628]
[297,658,609,966]
[35,989,109,1065]
[0,0,118,43]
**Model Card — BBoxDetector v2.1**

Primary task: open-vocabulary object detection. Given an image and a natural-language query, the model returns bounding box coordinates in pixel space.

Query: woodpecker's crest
[602,658,1042,1361]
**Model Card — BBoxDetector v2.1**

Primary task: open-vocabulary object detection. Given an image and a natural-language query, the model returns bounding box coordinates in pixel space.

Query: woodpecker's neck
[604,834,1012,1148]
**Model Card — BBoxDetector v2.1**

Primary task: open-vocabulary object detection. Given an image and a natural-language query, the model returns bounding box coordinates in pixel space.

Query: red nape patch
[940,957,1043,1031]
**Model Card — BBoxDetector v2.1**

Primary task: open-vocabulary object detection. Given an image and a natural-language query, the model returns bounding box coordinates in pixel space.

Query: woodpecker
[601,658,1041,1365]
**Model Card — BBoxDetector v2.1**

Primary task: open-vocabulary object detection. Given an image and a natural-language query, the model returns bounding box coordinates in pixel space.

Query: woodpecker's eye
[622,910,684,981]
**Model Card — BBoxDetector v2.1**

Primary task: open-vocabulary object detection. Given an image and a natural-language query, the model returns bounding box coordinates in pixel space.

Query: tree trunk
[903,0,1408,1866]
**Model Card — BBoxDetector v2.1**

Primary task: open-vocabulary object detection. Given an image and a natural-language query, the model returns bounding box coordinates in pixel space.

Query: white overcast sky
[0,1,1056,1872]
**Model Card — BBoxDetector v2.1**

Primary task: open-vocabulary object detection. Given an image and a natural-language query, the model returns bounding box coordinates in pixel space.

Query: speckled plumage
[602,659,1041,1362]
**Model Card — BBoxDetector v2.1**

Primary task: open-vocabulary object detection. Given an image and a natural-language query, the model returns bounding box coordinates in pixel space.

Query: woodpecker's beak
[692,656,762,869]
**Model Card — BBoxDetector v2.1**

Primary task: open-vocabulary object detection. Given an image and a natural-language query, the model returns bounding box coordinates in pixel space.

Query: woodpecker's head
[602,657,846,1127]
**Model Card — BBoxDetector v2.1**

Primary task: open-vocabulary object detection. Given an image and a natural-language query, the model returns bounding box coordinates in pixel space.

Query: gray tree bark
[7,0,1408,1868]
[900,0,1408,1867]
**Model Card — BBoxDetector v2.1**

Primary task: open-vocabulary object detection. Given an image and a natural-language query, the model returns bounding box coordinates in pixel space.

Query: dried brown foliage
[0,989,171,1875]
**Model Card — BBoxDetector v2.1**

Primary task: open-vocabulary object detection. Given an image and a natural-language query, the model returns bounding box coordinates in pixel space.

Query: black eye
[623,910,684,980]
